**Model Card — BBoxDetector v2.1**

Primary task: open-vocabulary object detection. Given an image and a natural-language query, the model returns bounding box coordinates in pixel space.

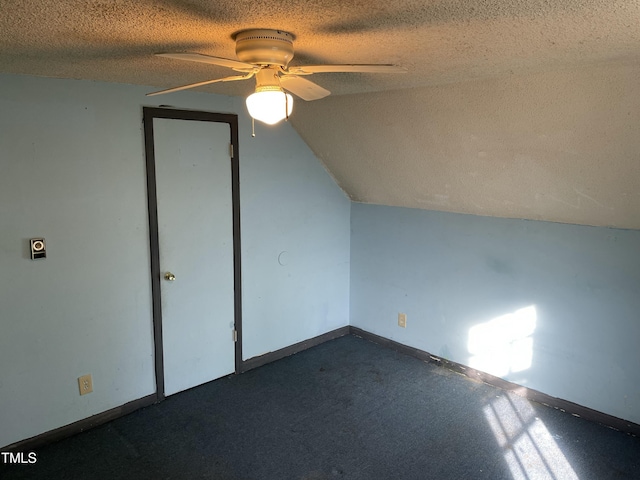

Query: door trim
[142,107,242,402]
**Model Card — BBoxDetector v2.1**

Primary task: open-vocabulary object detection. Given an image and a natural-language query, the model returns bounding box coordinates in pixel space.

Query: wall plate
[78,374,93,395]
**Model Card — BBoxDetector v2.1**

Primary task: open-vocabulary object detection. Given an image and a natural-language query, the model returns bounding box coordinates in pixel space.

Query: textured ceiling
[2,0,640,227]
[1,0,639,94]
[292,63,640,229]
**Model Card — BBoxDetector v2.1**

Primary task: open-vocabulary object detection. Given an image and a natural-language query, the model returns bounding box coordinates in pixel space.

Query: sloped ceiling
[1,0,639,228]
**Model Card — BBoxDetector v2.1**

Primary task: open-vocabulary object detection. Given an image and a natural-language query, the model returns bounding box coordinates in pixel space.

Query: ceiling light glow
[246,89,293,125]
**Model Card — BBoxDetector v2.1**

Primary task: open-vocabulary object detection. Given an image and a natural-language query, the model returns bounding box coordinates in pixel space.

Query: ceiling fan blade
[156,53,256,71]
[280,76,331,101]
[287,64,407,75]
[146,73,254,97]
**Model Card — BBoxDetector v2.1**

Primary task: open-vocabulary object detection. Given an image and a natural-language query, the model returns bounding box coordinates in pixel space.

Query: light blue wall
[239,111,351,359]
[350,202,640,424]
[0,73,350,447]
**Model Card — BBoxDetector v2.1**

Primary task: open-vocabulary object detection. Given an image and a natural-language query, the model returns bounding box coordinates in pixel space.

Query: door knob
[164,272,176,281]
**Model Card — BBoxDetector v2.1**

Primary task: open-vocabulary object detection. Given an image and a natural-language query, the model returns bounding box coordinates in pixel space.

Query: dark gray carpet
[2,334,639,479]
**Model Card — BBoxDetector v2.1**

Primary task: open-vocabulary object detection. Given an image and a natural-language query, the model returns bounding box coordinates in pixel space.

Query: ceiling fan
[147,29,407,125]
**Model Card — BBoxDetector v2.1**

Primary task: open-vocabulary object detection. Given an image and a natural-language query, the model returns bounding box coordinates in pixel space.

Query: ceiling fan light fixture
[148,28,407,121]
[246,87,293,125]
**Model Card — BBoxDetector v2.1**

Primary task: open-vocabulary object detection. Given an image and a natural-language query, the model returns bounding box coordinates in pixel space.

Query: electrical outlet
[398,313,407,328]
[78,374,93,395]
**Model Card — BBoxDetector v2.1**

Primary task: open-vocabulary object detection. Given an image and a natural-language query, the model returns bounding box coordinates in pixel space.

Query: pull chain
[251,117,256,137]
[285,93,289,122]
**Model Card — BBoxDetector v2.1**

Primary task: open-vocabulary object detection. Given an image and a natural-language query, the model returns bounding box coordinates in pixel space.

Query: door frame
[142,107,242,402]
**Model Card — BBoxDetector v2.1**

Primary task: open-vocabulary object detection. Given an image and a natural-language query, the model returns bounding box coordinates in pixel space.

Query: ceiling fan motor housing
[234,29,295,67]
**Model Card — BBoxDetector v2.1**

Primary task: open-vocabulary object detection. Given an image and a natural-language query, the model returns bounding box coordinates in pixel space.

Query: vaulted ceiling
[2,0,639,228]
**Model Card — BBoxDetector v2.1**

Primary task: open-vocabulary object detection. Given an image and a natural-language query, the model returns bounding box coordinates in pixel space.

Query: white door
[153,118,235,396]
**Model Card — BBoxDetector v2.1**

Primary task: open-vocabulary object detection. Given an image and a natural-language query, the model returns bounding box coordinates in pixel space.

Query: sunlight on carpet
[484,393,579,480]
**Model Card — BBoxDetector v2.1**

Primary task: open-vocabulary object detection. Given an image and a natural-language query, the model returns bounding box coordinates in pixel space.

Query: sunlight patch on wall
[484,393,579,480]
[468,306,536,378]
